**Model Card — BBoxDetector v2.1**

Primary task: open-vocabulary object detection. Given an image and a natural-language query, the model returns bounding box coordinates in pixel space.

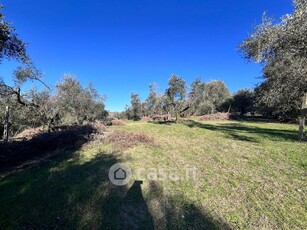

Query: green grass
[0,120,306,229]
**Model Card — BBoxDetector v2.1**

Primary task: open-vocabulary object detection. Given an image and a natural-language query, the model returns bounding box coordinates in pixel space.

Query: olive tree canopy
[0,4,28,63]
[239,0,307,119]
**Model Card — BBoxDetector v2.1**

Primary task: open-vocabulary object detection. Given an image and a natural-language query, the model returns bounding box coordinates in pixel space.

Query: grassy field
[0,119,306,229]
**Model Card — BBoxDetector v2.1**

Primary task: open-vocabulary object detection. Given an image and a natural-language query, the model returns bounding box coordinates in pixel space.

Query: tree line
[124,0,306,122]
[123,76,255,121]
[1,0,306,138]
[0,4,107,138]
[0,74,108,137]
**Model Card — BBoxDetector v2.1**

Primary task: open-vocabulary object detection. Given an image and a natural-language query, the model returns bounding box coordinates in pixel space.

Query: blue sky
[0,0,293,111]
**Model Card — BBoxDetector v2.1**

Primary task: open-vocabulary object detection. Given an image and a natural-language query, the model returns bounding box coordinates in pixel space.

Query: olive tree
[188,78,205,115]
[127,93,142,120]
[203,80,231,114]
[144,83,158,116]
[232,89,255,116]
[54,75,108,125]
[0,5,51,139]
[165,74,186,121]
[239,0,307,120]
[188,79,230,115]
[0,4,28,63]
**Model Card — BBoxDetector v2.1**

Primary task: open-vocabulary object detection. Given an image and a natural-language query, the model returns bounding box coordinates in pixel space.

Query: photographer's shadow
[120,180,154,229]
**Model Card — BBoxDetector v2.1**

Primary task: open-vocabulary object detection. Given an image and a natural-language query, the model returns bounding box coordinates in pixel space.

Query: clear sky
[0,0,293,111]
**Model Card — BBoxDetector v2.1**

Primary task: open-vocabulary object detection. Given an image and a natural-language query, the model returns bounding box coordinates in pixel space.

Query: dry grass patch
[15,126,44,140]
[88,121,107,134]
[0,122,107,175]
[199,112,230,121]
[111,119,127,126]
[104,130,156,148]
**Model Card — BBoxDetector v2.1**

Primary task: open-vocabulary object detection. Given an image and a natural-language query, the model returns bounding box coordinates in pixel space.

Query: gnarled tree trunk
[3,106,9,143]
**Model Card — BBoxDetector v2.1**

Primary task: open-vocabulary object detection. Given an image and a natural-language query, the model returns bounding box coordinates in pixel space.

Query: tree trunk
[299,92,307,141]
[3,106,9,143]
[227,104,232,113]
[299,109,306,141]
[299,110,306,141]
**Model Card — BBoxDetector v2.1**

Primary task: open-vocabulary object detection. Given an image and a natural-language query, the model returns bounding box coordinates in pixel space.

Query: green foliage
[204,80,231,112]
[239,0,307,120]
[55,75,108,125]
[0,5,43,106]
[133,78,231,119]
[0,4,55,137]
[126,93,143,120]
[0,67,51,137]
[0,75,107,138]
[108,111,127,120]
[142,83,167,117]
[144,83,158,116]
[188,78,205,115]
[0,88,50,137]
[13,65,45,86]
[166,75,186,103]
[0,4,28,63]
[232,89,255,115]
[165,74,186,120]
[188,79,231,115]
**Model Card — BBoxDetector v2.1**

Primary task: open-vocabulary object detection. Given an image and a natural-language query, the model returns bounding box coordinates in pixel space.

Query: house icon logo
[114,168,126,180]
[109,163,132,186]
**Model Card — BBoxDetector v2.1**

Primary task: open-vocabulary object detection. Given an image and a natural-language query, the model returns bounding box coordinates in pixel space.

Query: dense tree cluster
[0,75,108,137]
[54,75,108,125]
[231,89,255,116]
[125,75,246,120]
[188,79,231,115]
[125,93,143,120]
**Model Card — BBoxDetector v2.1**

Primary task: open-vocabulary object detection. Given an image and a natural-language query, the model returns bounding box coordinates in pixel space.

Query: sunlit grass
[0,120,306,229]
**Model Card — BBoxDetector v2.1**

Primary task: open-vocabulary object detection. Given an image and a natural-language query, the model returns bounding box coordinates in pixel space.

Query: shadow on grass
[0,145,232,229]
[0,150,132,229]
[148,120,175,125]
[186,120,298,142]
[0,124,97,176]
[116,180,154,229]
[148,181,232,229]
